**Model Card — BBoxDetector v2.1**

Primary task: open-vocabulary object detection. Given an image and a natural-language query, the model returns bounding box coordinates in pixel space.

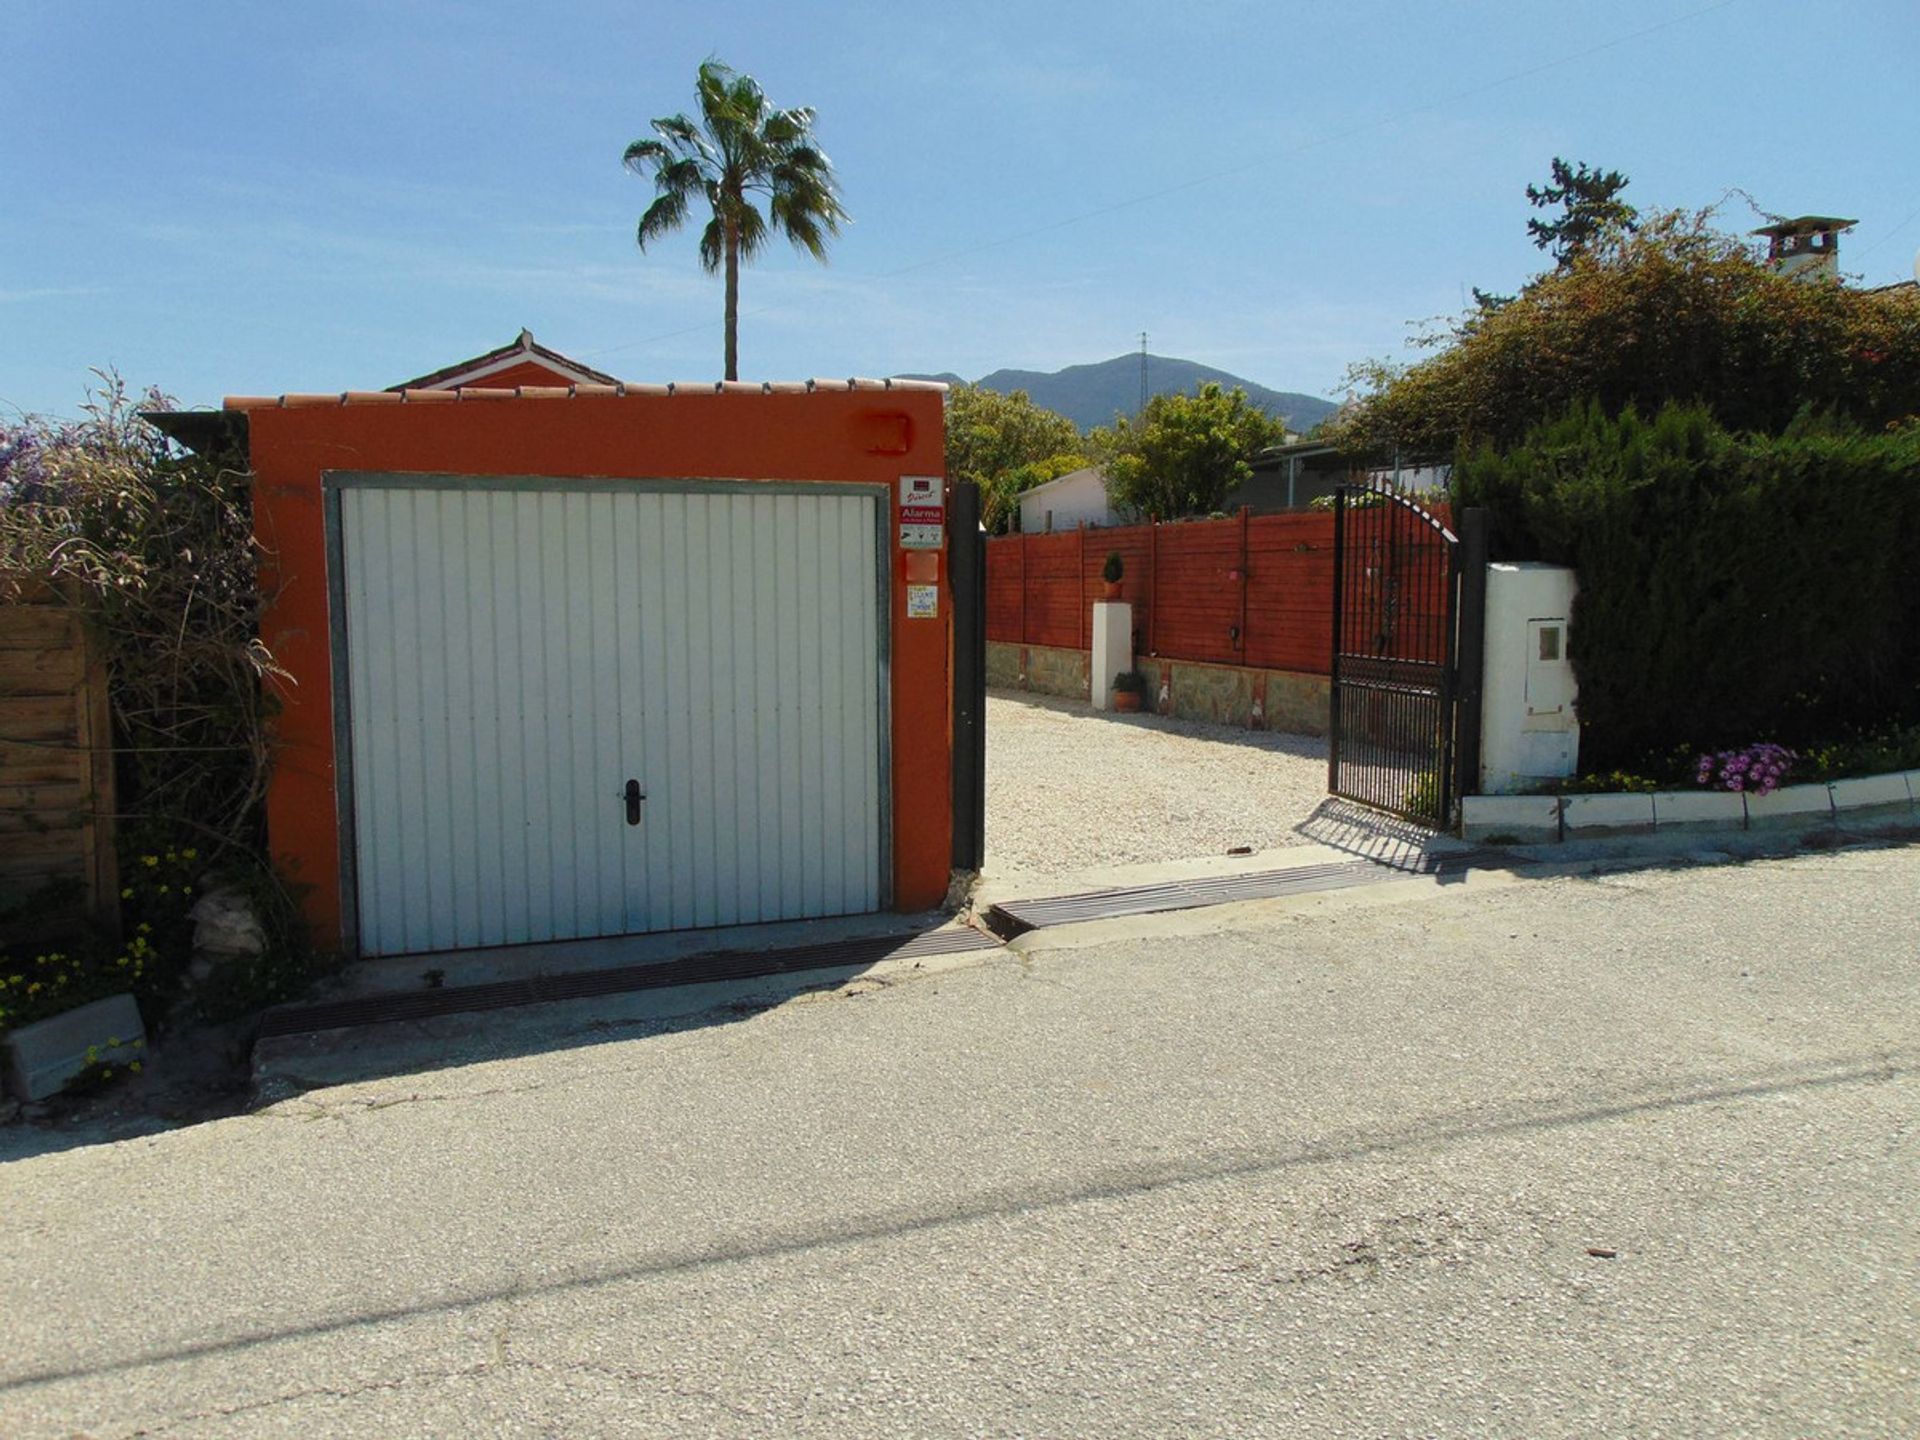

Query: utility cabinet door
[335,482,885,957]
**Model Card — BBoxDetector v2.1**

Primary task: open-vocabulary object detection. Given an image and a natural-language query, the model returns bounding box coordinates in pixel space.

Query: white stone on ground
[985,690,1328,879]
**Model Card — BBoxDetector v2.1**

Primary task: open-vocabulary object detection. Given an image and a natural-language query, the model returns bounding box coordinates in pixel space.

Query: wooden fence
[0,594,117,945]
[988,511,1338,673]
[986,506,1451,675]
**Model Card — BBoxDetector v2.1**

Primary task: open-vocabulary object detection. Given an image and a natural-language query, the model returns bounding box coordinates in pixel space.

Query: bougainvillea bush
[2,375,317,1031]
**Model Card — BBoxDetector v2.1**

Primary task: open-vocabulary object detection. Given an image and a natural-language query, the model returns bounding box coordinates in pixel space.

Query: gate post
[949,480,988,872]
[1453,506,1489,809]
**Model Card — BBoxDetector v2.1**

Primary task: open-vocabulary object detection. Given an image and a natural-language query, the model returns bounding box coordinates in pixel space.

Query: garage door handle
[622,779,645,826]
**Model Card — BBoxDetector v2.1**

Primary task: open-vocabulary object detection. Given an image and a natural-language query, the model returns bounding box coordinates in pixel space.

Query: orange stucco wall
[241,387,950,953]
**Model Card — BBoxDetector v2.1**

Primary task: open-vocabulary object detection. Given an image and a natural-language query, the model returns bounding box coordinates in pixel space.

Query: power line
[1853,203,1920,263]
[582,0,1745,363]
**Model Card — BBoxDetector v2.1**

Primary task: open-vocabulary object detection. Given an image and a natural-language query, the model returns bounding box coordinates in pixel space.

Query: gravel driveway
[985,690,1328,878]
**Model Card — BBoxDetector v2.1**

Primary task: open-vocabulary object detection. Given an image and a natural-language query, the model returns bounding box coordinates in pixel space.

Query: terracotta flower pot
[1112,690,1144,713]
[1102,580,1123,600]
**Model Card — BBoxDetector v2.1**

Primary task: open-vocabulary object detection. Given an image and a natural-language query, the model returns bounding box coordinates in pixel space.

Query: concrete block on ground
[2,993,144,1101]
[1462,794,1561,844]
[1562,792,1655,838]
[1829,773,1914,817]
[1744,782,1835,828]
[1652,790,1747,832]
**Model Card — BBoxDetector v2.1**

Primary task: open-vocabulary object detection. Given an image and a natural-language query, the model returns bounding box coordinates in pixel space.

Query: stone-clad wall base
[987,642,1329,736]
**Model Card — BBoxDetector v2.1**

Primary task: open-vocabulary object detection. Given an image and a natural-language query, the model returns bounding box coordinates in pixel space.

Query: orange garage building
[197,376,955,959]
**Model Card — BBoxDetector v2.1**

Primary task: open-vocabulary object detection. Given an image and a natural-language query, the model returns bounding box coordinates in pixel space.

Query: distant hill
[896,354,1338,433]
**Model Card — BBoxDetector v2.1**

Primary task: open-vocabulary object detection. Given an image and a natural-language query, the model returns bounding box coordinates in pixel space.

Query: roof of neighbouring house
[385,328,626,391]
[1251,439,1341,467]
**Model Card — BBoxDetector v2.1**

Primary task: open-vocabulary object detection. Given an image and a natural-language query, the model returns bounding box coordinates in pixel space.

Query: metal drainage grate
[984,849,1513,938]
[256,925,1001,1039]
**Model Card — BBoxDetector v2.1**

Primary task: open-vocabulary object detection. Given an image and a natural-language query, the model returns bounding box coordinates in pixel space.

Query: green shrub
[1453,401,1920,772]
[1802,722,1920,783]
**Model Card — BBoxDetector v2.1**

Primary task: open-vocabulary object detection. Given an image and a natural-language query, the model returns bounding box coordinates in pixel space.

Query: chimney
[1751,215,1857,282]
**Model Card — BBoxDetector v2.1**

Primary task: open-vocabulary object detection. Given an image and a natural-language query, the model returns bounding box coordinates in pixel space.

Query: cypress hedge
[1452,402,1920,771]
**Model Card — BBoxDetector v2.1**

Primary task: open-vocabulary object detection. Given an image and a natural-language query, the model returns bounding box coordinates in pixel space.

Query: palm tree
[623,60,848,381]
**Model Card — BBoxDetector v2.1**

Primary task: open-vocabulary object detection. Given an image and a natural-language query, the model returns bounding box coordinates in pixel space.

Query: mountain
[895,354,1338,433]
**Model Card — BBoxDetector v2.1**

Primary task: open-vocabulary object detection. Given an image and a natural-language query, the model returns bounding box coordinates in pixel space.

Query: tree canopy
[943,385,1085,533]
[1326,208,1920,461]
[1526,157,1638,267]
[1092,382,1288,519]
[623,59,847,381]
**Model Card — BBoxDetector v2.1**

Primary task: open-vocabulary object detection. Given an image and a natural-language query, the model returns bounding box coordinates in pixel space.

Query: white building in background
[1017,466,1119,532]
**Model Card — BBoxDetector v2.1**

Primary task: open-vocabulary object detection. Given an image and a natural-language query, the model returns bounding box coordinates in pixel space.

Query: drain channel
[984,849,1512,938]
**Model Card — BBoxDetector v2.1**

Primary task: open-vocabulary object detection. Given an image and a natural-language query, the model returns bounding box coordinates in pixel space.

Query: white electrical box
[1479,564,1579,795]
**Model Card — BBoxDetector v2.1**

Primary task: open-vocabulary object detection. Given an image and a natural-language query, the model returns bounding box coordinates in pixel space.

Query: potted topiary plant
[1111,669,1148,713]
[1101,550,1124,600]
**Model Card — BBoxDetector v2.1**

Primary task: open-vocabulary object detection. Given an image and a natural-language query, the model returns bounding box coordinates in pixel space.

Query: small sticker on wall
[906,584,939,619]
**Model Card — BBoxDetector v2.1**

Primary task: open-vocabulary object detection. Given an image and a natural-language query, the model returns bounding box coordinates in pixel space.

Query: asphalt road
[1,843,1915,1437]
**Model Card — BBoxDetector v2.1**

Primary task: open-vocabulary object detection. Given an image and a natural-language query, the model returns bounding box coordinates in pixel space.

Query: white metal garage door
[330,477,887,957]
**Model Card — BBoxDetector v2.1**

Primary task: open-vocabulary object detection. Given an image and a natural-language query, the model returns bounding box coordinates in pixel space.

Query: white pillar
[1090,601,1133,711]
[1479,563,1580,794]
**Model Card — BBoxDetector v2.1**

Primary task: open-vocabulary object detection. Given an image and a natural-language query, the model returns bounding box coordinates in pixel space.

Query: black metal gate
[1328,483,1474,827]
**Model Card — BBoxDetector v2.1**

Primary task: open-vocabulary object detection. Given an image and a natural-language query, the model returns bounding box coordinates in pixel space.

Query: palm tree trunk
[724,222,740,382]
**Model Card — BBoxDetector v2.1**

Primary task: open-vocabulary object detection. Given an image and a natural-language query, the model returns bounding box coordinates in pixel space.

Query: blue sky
[3,0,1915,419]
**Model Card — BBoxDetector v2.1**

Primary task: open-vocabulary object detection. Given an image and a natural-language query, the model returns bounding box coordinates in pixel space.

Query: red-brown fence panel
[985,534,1024,642]
[982,503,1429,678]
[1150,518,1244,665]
[1020,531,1083,649]
[1245,511,1335,673]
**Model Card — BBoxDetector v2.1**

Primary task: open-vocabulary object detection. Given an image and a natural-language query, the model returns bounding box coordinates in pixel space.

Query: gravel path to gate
[985,691,1329,879]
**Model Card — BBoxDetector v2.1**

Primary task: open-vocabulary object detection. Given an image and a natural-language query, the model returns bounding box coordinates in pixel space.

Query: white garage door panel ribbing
[338,483,884,957]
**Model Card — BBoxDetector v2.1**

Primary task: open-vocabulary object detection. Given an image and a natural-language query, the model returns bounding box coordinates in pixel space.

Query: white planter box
[1744,782,1834,828]
[2,993,145,1102]
[1562,792,1656,837]
[1461,794,1561,844]
[1652,790,1748,831]
[1829,773,1914,816]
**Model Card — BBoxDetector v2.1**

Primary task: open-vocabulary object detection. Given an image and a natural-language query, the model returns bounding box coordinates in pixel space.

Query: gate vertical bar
[1327,487,1346,792]
[1435,511,1460,825]
[949,480,988,872]
[1452,506,1489,815]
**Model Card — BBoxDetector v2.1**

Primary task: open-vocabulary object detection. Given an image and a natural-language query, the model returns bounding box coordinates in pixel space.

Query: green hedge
[1453,402,1920,771]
